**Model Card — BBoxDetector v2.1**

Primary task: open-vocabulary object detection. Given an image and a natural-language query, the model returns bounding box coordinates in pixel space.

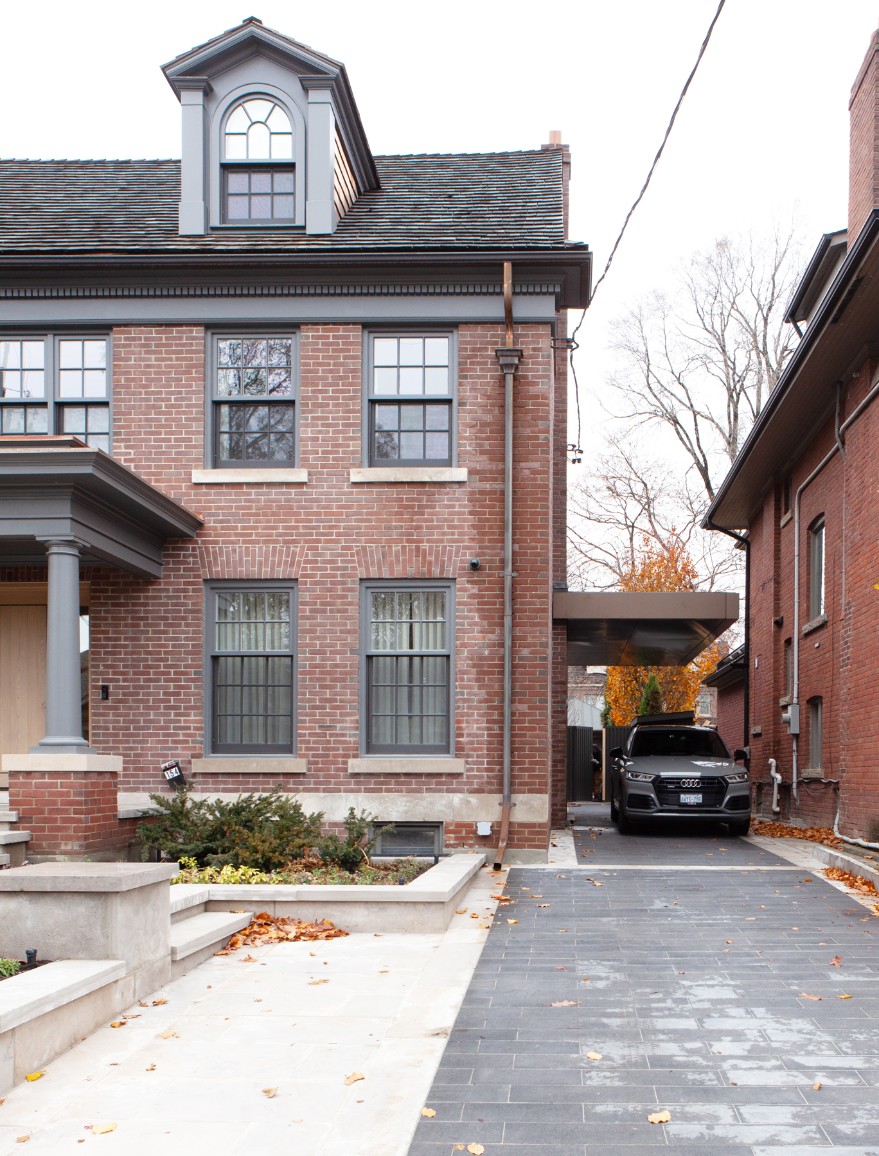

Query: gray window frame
[0,332,112,450]
[808,516,825,620]
[362,330,457,468]
[360,579,455,756]
[807,696,823,770]
[205,330,299,469]
[204,580,297,755]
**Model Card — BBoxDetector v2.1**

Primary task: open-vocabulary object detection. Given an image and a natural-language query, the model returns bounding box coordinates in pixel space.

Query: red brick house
[705,28,879,845]
[0,19,592,863]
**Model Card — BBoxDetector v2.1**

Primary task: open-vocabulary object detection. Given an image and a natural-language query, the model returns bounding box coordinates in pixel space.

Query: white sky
[3,0,878,455]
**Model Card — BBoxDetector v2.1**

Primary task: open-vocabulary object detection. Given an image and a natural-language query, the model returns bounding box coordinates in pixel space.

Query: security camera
[469,558,481,571]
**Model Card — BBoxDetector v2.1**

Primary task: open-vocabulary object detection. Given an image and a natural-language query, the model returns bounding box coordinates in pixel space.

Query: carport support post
[35,537,89,752]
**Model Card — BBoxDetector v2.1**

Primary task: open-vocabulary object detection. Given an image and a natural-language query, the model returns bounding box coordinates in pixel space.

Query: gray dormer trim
[177,77,212,236]
[303,78,335,235]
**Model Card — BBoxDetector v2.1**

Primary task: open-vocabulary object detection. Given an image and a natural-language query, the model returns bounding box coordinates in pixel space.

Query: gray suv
[609,713,751,835]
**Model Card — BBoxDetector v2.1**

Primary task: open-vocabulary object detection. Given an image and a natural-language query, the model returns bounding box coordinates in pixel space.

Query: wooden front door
[0,603,47,755]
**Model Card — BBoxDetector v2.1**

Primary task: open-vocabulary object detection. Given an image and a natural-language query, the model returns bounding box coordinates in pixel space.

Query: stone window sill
[802,613,828,637]
[349,467,467,484]
[348,758,465,775]
[190,757,307,775]
[191,469,308,484]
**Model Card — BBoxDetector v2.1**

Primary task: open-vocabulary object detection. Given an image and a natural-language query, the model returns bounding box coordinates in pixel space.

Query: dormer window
[222,98,295,223]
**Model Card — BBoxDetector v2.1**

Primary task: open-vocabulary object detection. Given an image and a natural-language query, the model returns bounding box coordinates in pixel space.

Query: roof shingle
[0,151,576,257]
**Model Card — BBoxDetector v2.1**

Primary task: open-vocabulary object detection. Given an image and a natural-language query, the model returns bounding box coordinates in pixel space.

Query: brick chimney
[849,29,879,244]
[542,130,571,237]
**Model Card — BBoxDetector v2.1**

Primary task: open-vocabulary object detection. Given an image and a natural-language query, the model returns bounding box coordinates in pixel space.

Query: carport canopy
[554,590,739,667]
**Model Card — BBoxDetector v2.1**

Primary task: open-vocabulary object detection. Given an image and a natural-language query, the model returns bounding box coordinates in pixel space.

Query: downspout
[701,519,750,757]
[791,371,879,809]
[768,758,781,814]
[494,261,522,869]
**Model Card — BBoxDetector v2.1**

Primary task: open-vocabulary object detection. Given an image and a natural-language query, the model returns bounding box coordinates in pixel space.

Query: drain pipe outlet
[494,273,522,868]
[768,758,781,814]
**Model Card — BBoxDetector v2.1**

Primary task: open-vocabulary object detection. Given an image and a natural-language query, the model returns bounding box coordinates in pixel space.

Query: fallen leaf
[581,977,590,983]
[308,978,330,986]
[647,1110,671,1124]
[138,1000,149,1007]
[838,993,853,999]
[550,1000,580,1007]
[109,1021,126,1029]
[216,912,349,954]
[553,966,568,971]
[469,913,479,919]
[122,1014,140,1020]
[559,928,569,933]
[262,1088,278,1099]
[726,940,734,945]
[378,968,389,975]
[467,1145,485,1156]
[151,998,168,1006]
[420,1107,437,1117]
[159,1031,178,1039]
[799,993,823,1001]
[585,1051,602,1060]
[456,908,468,915]
[344,1072,365,1086]
[830,955,843,968]
[146,1064,156,1072]
[506,919,519,925]
[24,1072,44,1083]
[91,1124,117,1136]
[812,1082,822,1091]
[15,1137,29,1144]
[454,1147,465,1153]
[802,877,814,883]
[823,867,879,898]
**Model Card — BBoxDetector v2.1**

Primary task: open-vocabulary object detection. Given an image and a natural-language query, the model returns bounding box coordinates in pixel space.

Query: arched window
[222,98,295,223]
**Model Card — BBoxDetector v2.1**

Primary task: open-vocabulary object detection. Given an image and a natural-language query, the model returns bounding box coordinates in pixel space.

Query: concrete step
[169,884,211,922]
[0,828,30,867]
[169,910,253,963]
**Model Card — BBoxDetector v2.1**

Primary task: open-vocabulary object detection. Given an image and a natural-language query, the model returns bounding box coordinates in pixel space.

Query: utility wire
[568,0,727,460]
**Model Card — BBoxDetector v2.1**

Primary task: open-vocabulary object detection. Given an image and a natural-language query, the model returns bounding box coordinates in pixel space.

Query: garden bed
[172,854,429,886]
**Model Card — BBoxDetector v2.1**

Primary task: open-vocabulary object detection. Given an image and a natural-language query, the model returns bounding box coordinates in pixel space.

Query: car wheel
[728,817,750,837]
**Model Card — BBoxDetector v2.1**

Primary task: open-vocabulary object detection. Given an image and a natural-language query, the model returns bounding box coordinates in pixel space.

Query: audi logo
[679,779,702,789]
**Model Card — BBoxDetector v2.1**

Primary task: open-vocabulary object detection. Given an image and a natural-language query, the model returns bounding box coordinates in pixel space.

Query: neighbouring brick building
[705,27,879,844]
[0,18,592,862]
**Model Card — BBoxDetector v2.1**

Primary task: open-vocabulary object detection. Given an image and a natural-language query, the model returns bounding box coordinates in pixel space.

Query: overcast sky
[4,0,878,451]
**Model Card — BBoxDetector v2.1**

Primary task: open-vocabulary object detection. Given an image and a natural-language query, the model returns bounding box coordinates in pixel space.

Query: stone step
[0,829,29,868]
[169,910,253,963]
[0,831,29,845]
[0,812,19,832]
[169,884,211,922]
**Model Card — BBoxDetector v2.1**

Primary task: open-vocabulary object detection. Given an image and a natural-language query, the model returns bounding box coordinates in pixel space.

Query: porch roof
[0,438,202,578]
[553,590,739,667]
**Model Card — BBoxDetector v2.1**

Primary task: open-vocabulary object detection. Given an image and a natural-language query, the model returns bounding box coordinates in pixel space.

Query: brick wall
[80,320,563,852]
[715,680,744,756]
[746,358,879,840]
[849,29,879,243]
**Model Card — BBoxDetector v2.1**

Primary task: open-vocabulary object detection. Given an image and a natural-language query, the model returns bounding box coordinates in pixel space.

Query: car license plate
[680,793,702,805]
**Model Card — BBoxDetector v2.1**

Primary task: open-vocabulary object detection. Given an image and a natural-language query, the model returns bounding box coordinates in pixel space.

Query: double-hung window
[363,582,453,754]
[222,97,295,224]
[0,335,110,450]
[366,333,454,467]
[209,333,297,467]
[207,584,295,754]
[808,516,825,620]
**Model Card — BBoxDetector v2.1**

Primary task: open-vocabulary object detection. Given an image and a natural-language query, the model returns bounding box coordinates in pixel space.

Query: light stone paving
[0,864,507,1156]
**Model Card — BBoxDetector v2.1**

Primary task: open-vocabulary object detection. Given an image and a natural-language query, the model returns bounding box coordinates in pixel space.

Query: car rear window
[630,729,730,758]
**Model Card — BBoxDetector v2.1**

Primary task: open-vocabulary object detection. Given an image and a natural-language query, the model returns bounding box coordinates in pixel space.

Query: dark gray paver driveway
[410,831,879,1156]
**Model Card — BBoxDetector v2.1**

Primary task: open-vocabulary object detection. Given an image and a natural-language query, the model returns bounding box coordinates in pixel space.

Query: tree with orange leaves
[604,534,725,725]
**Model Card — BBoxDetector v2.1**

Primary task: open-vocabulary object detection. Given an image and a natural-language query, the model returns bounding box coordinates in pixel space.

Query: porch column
[35,537,89,752]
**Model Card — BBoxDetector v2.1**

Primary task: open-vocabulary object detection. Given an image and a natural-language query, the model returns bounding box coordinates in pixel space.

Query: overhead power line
[567,0,727,461]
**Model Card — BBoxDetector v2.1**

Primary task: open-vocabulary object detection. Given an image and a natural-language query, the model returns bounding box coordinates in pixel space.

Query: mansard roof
[0,150,577,255]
